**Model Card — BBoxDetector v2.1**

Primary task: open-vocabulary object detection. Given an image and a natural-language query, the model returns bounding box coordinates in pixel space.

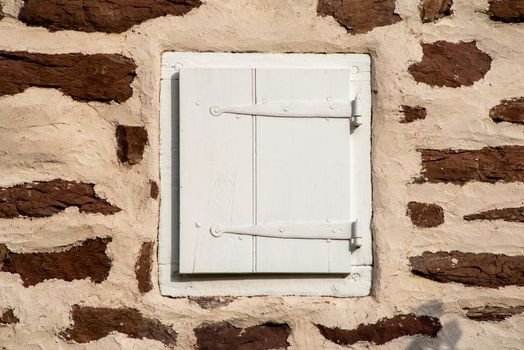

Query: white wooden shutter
[179,67,354,274]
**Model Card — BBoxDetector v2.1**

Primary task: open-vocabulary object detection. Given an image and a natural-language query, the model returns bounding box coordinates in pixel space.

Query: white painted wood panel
[178,68,254,273]
[255,69,352,273]
[159,52,372,295]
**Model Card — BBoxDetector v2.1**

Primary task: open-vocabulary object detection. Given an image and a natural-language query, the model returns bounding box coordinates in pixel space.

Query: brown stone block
[188,296,235,309]
[420,0,453,23]
[0,180,120,219]
[464,207,524,222]
[0,238,112,287]
[0,51,136,102]
[61,306,177,346]
[19,0,202,33]
[400,105,427,123]
[490,97,524,124]
[417,146,524,184]
[116,125,148,165]
[409,41,491,87]
[195,322,291,350]
[407,202,444,228]
[317,0,401,34]
[149,181,159,199]
[488,0,524,22]
[465,305,524,321]
[0,309,19,325]
[135,242,153,294]
[316,314,442,346]
[410,251,524,288]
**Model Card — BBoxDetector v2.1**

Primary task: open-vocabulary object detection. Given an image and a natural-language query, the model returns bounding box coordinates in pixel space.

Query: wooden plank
[178,68,254,273]
[255,68,353,273]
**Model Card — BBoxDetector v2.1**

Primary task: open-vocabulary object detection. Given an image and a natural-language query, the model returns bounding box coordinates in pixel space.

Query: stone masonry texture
[489,96,524,124]
[317,0,401,34]
[0,51,136,102]
[0,0,523,348]
[61,306,178,346]
[408,41,492,87]
[194,322,291,350]
[116,125,148,165]
[464,305,524,321]
[487,0,524,22]
[188,296,236,310]
[417,146,524,184]
[19,0,202,33]
[464,206,524,222]
[0,309,19,325]
[410,251,524,288]
[0,238,112,287]
[400,105,427,123]
[149,180,159,199]
[135,241,154,294]
[0,180,120,218]
[316,314,442,346]
[406,201,444,227]
[420,0,453,23]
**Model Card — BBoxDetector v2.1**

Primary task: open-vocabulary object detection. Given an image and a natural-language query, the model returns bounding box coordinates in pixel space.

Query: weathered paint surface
[0,0,523,348]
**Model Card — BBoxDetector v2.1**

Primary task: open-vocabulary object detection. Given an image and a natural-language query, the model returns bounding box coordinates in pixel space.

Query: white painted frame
[159,52,372,296]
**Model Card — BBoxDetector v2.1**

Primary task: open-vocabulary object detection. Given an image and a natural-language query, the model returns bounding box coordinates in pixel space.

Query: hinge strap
[210,222,353,240]
[210,101,354,119]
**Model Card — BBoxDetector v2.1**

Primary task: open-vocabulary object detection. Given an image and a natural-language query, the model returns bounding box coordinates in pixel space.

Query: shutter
[179,67,354,274]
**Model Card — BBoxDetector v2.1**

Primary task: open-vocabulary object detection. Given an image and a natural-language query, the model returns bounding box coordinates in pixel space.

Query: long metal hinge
[210,221,362,248]
[210,95,362,127]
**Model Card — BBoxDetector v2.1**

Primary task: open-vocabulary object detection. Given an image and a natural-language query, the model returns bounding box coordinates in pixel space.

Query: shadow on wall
[407,301,461,350]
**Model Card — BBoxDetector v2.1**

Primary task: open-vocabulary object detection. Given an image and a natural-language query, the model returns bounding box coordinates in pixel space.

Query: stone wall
[0,0,523,349]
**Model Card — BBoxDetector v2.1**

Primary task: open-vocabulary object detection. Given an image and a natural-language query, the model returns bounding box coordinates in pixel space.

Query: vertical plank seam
[252,68,258,273]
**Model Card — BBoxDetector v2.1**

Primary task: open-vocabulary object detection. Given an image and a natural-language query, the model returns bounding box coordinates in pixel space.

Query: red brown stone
[410,251,524,288]
[0,180,120,219]
[464,207,524,222]
[194,322,291,350]
[416,146,524,184]
[316,314,442,346]
[61,306,177,346]
[19,0,202,33]
[489,97,524,124]
[465,305,524,321]
[0,309,19,325]
[116,125,148,165]
[317,0,401,34]
[420,0,453,22]
[408,41,491,87]
[407,202,444,227]
[0,51,136,102]
[0,238,112,287]
[400,105,427,123]
[149,181,159,199]
[488,0,524,22]
[135,242,153,294]
[188,296,235,309]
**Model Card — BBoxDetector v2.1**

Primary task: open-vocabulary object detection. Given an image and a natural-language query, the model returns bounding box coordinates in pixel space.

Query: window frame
[159,52,372,297]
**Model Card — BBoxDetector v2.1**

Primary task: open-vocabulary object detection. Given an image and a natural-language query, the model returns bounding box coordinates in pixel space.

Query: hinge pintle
[351,94,362,128]
[350,220,363,249]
